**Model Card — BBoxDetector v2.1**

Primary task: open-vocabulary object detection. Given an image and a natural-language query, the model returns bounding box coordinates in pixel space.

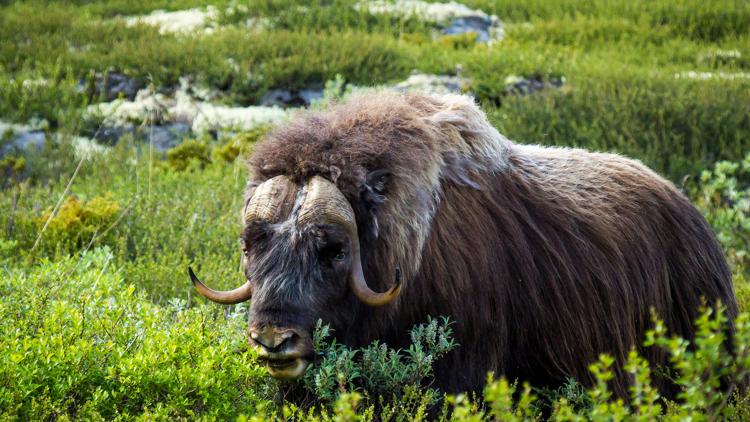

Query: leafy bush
[0,248,269,420]
[300,317,456,408]
[272,306,750,420]
[34,193,121,255]
[692,154,750,283]
[212,126,270,163]
[166,139,212,171]
[0,61,88,127]
[438,32,479,50]
[0,154,25,188]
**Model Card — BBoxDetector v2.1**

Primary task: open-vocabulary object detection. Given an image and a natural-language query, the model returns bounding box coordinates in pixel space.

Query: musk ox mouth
[260,356,309,379]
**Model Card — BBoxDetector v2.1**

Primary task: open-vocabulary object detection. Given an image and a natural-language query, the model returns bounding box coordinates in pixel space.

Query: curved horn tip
[385,269,402,295]
[187,266,253,305]
[188,266,199,285]
[353,271,403,307]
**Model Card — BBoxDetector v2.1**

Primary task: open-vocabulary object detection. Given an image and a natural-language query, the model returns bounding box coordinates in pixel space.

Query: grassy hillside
[2,0,750,419]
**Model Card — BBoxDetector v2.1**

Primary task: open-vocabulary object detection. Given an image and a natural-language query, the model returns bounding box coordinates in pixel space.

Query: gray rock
[105,72,142,101]
[141,123,191,152]
[93,125,136,145]
[260,87,324,108]
[392,73,469,96]
[442,16,492,42]
[82,71,143,101]
[1,131,46,158]
[88,122,191,151]
[504,76,564,96]
[298,89,324,105]
[10,131,46,151]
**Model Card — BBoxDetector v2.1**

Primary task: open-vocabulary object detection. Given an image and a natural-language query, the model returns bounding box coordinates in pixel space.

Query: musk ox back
[190,91,738,398]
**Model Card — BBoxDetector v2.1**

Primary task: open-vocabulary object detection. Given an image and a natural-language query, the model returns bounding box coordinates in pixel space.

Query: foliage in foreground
[694,153,750,282]
[299,317,456,407]
[278,306,750,421]
[4,249,750,420]
[0,248,269,420]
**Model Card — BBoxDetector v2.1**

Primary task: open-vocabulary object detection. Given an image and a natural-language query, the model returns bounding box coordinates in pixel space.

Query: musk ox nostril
[249,327,297,352]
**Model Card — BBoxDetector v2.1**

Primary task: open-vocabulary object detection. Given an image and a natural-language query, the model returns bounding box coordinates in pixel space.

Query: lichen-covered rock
[361,0,504,42]
[82,71,143,101]
[191,104,287,134]
[125,6,219,35]
[503,75,565,96]
[675,71,750,80]
[260,88,325,108]
[392,73,470,95]
[86,81,287,138]
[699,49,743,67]
[364,0,487,23]
[1,120,46,158]
[90,87,171,126]
[442,16,496,43]
[71,136,109,159]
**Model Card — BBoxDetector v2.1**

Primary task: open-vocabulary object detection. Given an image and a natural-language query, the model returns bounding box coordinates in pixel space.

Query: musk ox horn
[298,176,401,307]
[189,267,253,304]
[191,176,297,304]
[244,175,298,223]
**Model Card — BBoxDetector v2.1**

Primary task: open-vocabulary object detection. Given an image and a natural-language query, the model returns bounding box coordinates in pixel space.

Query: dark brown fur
[247,91,738,398]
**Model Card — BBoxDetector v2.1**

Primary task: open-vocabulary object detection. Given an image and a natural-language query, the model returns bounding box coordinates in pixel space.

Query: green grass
[2,0,749,176]
[2,0,750,419]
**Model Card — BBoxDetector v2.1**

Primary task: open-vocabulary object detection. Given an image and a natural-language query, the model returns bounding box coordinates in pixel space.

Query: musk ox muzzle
[188,175,401,379]
[249,325,312,379]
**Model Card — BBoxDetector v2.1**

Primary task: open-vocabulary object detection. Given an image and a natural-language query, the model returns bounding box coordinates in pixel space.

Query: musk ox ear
[364,169,389,201]
[360,169,390,239]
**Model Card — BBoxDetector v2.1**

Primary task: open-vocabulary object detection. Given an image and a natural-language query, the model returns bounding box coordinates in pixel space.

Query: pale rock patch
[125,6,219,35]
[392,73,470,95]
[675,71,750,80]
[363,0,488,23]
[360,0,504,41]
[87,79,288,134]
[71,136,109,159]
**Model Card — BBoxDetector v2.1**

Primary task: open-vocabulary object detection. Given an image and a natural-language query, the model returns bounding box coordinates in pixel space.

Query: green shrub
[34,193,121,255]
[0,61,87,127]
[212,126,270,164]
[691,154,750,283]
[299,317,456,409]
[0,248,269,420]
[462,0,750,41]
[166,139,211,171]
[274,306,750,420]
[0,154,25,188]
[438,33,479,50]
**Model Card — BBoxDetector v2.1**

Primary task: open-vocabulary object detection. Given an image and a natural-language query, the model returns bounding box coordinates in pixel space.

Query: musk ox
[189,91,738,399]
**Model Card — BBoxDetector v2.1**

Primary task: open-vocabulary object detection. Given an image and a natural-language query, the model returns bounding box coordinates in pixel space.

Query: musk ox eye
[239,238,249,257]
[321,244,346,263]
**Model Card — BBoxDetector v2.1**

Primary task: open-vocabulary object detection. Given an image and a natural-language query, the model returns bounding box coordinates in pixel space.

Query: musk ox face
[241,221,352,378]
[188,175,401,379]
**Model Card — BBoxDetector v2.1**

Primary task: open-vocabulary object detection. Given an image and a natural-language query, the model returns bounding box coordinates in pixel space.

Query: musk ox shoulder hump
[248,91,512,195]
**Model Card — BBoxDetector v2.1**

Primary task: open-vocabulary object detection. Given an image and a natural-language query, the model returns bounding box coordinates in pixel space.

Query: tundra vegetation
[1,0,750,420]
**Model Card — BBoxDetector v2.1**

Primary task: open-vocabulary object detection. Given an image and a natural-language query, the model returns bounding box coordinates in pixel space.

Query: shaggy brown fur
[247,91,738,398]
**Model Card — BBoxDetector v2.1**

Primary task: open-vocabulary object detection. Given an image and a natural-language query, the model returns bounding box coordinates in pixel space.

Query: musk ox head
[188,91,509,380]
[189,175,401,378]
